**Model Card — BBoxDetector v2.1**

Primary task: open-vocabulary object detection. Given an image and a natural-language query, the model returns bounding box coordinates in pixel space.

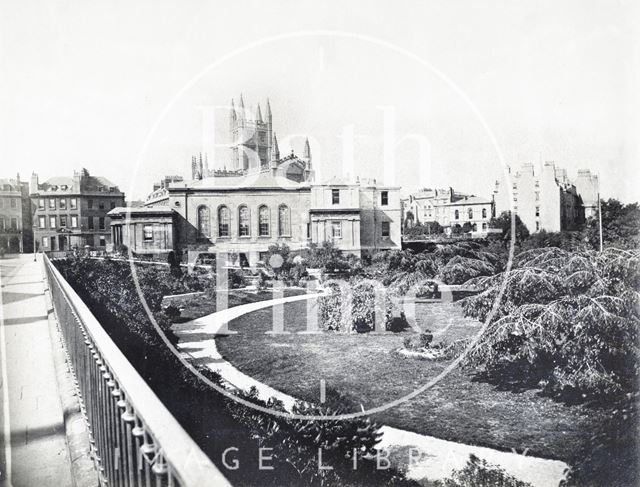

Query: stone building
[574,169,600,219]
[109,97,401,263]
[0,175,32,253]
[402,188,494,236]
[30,168,125,252]
[493,162,588,233]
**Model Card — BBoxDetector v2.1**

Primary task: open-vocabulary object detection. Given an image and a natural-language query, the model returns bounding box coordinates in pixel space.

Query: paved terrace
[0,254,73,486]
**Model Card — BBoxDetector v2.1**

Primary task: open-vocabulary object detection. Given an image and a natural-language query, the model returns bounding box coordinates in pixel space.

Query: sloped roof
[108,206,173,216]
[175,170,309,191]
[443,195,492,206]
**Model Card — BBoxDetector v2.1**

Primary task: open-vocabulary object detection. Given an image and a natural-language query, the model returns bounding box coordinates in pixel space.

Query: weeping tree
[461,247,640,486]
[462,247,639,397]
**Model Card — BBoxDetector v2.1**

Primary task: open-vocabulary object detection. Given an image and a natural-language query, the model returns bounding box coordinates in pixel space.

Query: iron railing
[43,254,231,487]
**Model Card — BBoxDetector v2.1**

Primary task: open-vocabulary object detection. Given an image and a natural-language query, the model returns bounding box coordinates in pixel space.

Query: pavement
[0,254,73,487]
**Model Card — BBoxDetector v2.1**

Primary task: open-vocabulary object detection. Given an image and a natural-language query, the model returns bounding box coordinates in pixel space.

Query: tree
[489,211,530,245]
[584,199,640,250]
[462,247,640,398]
[404,210,415,229]
[265,243,293,278]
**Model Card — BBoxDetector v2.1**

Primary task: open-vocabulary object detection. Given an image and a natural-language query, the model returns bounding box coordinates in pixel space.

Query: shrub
[442,454,532,487]
[418,331,434,348]
[318,278,399,332]
[438,255,495,285]
[229,387,414,487]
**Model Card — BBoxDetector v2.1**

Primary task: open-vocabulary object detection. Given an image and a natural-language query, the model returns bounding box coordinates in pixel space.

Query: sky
[1,0,638,202]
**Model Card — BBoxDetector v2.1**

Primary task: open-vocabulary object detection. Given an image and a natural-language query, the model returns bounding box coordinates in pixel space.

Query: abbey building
[109,96,401,264]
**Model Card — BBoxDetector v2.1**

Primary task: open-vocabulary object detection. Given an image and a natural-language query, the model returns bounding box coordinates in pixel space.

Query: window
[472,223,477,232]
[99,217,105,230]
[99,236,106,247]
[536,221,540,231]
[60,215,67,227]
[38,198,45,210]
[99,200,105,210]
[110,201,116,210]
[143,225,154,241]
[535,180,540,188]
[482,208,487,219]
[331,189,340,205]
[9,218,17,230]
[71,215,78,228]
[512,183,517,190]
[218,206,230,237]
[49,216,57,228]
[258,206,270,236]
[59,198,66,210]
[70,198,77,209]
[42,236,48,248]
[535,206,540,217]
[482,223,487,230]
[10,198,16,209]
[88,199,93,209]
[535,191,540,201]
[39,216,46,229]
[381,191,389,206]
[381,221,390,237]
[198,206,211,238]
[278,205,290,236]
[88,217,94,229]
[86,235,94,247]
[331,221,342,240]
[454,210,459,220]
[238,206,250,237]
[49,198,56,209]
[468,208,473,220]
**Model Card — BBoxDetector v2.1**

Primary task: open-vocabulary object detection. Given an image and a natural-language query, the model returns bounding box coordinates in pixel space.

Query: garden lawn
[215,299,607,465]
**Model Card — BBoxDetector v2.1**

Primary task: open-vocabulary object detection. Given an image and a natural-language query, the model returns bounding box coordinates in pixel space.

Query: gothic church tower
[229,95,273,171]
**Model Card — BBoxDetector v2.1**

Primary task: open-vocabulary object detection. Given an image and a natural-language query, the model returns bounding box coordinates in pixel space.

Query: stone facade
[112,173,401,263]
[109,206,175,255]
[493,162,587,233]
[31,168,125,252]
[574,169,600,219]
[0,176,32,253]
[402,188,494,236]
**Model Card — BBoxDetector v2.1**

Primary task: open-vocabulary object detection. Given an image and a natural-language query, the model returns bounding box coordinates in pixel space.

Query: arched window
[197,206,210,238]
[454,209,459,220]
[238,205,250,237]
[482,208,487,219]
[472,223,477,232]
[258,206,270,236]
[278,205,290,236]
[468,208,473,220]
[218,206,230,237]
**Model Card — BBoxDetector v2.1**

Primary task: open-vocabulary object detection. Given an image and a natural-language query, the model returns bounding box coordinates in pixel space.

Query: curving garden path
[171,292,568,487]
